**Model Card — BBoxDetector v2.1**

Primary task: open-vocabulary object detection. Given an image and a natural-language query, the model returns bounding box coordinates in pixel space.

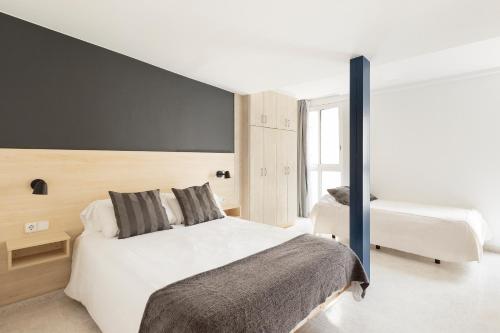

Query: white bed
[311,195,491,262]
[65,217,305,333]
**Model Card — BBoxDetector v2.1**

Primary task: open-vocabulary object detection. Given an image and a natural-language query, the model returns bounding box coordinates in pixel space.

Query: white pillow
[80,199,117,238]
[214,194,227,217]
[80,197,176,238]
[160,192,183,224]
[160,192,226,224]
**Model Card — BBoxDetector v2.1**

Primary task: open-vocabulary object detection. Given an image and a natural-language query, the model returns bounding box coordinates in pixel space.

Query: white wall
[371,72,500,250]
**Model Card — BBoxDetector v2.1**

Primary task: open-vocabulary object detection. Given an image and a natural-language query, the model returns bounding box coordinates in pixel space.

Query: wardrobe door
[249,126,264,223]
[249,93,266,127]
[286,130,298,225]
[276,94,288,130]
[262,128,278,225]
[263,92,277,129]
[276,130,289,226]
[287,98,298,132]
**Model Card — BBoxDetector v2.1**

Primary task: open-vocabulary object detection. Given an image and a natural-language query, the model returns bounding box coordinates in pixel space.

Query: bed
[65,215,368,333]
[312,194,491,263]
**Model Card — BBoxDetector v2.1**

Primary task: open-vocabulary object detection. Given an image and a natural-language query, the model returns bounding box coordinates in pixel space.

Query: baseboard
[484,243,500,254]
[0,289,64,315]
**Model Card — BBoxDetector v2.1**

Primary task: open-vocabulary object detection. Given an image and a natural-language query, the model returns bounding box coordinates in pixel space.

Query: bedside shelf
[6,231,70,271]
[222,203,241,217]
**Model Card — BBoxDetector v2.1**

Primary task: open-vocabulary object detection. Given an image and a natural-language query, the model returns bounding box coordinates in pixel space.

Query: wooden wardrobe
[240,91,297,227]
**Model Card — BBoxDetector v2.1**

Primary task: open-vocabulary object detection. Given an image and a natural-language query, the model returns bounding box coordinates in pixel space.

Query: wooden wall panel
[0,148,235,305]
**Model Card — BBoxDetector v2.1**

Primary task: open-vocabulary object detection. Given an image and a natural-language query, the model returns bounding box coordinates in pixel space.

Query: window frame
[307,103,344,208]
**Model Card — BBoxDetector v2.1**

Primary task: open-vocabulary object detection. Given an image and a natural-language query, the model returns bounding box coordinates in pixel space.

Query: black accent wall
[0,12,234,153]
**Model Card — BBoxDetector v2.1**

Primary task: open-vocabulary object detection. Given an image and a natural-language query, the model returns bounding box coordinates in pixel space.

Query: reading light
[216,171,231,179]
[31,179,48,195]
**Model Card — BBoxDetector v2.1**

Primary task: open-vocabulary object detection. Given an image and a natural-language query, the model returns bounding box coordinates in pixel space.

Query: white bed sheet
[311,195,491,262]
[65,217,303,333]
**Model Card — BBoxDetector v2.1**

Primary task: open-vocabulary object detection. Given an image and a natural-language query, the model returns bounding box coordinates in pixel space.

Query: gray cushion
[327,186,378,206]
[172,183,224,226]
[109,189,171,239]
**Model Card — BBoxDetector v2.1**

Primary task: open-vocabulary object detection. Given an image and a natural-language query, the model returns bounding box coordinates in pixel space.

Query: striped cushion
[109,189,172,239]
[172,183,224,226]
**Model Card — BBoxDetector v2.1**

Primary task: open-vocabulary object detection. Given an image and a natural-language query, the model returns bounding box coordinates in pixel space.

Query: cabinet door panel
[287,98,298,132]
[286,131,298,225]
[249,93,265,127]
[263,128,278,225]
[263,92,277,129]
[249,126,264,223]
[276,131,288,226]
[276,94,288,130]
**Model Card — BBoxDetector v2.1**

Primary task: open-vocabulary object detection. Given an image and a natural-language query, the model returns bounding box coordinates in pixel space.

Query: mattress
[311,195,491,262]
[65,217,316,333]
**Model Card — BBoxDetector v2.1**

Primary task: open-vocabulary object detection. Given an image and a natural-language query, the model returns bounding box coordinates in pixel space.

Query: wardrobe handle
[264,168,267,176]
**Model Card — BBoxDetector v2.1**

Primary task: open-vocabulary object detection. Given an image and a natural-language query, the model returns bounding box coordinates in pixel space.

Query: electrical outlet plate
[24,221,50,233]
[25,223,37,233]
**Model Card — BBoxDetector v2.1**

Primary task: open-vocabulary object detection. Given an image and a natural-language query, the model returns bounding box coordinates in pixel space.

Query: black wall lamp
[216,171,231,179]
[31,179,48,195]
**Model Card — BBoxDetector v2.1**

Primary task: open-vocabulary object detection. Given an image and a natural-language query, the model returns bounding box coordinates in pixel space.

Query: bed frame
[291,284,350,332]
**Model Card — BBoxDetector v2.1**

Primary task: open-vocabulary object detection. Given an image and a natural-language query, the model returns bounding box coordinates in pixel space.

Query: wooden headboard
[0,148,236,305]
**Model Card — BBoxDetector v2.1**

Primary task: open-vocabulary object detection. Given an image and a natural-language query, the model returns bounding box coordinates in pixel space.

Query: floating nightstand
[6,231,70,271]
[222,203,241,217]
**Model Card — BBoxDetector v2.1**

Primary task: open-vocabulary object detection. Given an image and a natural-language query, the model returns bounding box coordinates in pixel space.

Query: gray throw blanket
[139,234,369,333]
[328,186,378,206]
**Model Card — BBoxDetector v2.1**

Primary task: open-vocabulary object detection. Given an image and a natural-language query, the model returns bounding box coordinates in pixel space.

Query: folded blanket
[140,234,369,333]
[328,186,378,206]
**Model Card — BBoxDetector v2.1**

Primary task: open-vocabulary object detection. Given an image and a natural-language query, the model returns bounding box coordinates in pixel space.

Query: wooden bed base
[290,284,350,333]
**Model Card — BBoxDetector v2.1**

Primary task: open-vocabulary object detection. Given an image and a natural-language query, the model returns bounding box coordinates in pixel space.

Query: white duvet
[312,195,491,262]
[65,217,303,333]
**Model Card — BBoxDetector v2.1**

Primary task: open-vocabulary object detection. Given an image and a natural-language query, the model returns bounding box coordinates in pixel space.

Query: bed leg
[434,259,440,264]
[375,245,381,249]
[332,234,336,239]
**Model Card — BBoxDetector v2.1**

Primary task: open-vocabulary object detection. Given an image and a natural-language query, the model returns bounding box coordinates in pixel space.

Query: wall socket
[24,223,37,233]
[24,221,49,233]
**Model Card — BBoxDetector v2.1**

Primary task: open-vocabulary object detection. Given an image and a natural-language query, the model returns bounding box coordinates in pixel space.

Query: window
[307,107,342,210]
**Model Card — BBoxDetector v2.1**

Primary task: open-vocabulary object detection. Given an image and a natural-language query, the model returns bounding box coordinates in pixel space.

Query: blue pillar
[349,56,371,278]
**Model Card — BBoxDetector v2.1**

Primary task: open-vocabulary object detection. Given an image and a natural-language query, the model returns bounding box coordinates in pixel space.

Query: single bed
[312,194,491,263]
[65,216,368,333]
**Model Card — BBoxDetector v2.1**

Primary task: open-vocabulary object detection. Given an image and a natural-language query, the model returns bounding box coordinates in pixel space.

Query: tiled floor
[1,243,500,332]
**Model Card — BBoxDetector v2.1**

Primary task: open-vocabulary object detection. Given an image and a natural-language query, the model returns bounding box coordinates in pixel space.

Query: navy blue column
[349,56,371,278]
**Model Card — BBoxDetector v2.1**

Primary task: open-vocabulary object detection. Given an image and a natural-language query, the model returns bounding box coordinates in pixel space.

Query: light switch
[37,220,49,231]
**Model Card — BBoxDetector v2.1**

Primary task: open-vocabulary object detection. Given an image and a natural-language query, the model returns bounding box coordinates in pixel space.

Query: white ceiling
[2,0,500,99]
